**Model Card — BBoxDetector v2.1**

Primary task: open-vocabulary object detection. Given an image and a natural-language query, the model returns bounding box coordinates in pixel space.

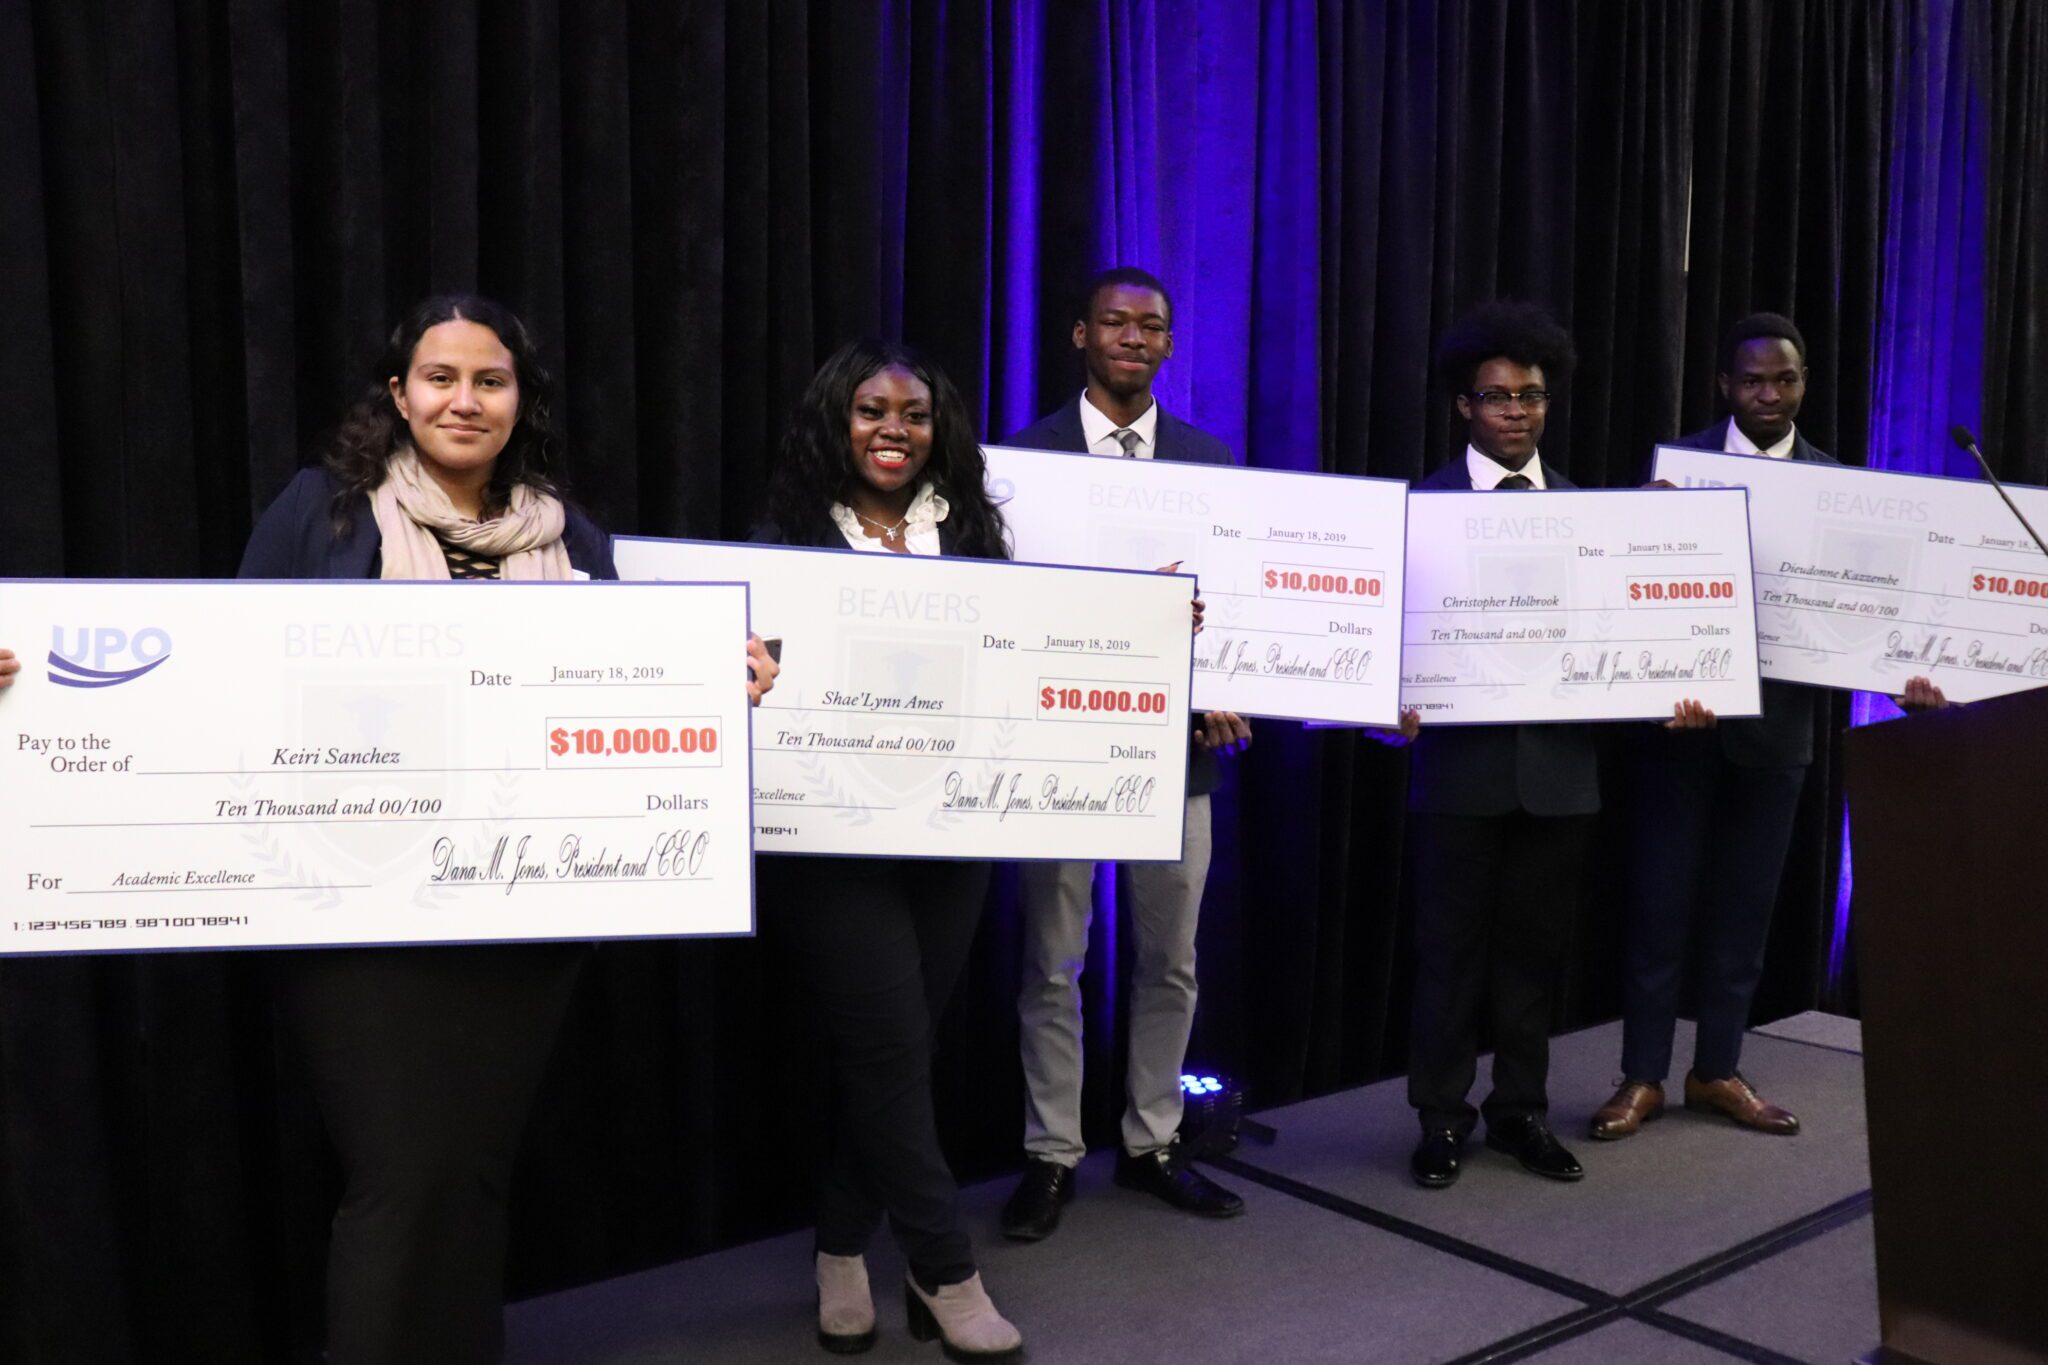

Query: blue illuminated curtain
[981,0,1325,1124]
[1870,0,1986,483]
[983,1,1322,466]
[1836,0,1988,993]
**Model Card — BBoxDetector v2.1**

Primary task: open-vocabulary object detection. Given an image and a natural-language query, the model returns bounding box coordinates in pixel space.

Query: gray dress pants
[1017,793,1212,1164]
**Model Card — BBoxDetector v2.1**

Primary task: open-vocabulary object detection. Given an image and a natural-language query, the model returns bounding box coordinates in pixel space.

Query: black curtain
[1,4,2040,1361]
[1281,0,1900,1096]
[1979,0,2048,486]
[1680,1,1899,1025]
[1294,0,1704,1100]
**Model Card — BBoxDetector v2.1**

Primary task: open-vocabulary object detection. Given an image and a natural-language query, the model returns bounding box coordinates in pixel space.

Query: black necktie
[1497,473,1534,490]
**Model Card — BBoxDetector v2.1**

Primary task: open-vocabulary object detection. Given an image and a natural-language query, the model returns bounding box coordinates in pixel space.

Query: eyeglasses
[1467,390,1552,412]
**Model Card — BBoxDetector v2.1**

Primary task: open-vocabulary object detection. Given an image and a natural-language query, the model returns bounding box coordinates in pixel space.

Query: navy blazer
[1002,397,1235,469]
[238,467,617,581]
[1405,453,1600,817]
[1667,419,1839,768]
[1002,397,1233,797]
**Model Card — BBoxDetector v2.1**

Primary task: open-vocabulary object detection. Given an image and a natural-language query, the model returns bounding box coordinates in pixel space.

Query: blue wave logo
[48,626,173,689]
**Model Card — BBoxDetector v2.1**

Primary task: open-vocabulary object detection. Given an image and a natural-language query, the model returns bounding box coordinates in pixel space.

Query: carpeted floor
[1659,1215,1880,1364]
[1225,1018,1870,1296]
[507,1012,1878,1364]
[1751,1010,1864,1056]
[1516,1316,1746,1364]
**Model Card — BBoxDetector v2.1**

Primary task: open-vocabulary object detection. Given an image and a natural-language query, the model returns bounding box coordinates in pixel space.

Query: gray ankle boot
[903,1271,1022,1362]
[815,1251,876,1354]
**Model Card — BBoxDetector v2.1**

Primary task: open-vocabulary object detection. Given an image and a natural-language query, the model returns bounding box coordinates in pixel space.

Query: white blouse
[829,482,949,556]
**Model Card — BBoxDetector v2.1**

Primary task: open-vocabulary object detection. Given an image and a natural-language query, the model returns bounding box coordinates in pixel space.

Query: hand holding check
[745,634,780,705]
[1664,699,1717,730]
[1160,563,1204,636]
[1196,711,1252,754]
[1364,706,1422,747]
[1898,675,1950,712]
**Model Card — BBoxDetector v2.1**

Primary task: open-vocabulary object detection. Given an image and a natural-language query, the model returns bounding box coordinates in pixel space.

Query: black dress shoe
[1112,1142,1245,1217]
[1411,1129,1462,1188]
[1484,1115,1584,1182]
[999,1158,1076,1241]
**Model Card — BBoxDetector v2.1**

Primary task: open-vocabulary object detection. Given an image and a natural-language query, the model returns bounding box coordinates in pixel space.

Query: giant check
[1402,488,1763,723]
[1654,448,2048,701]
[613,538,1192,861]
[0,580,756,954]
[983,445,1408,726]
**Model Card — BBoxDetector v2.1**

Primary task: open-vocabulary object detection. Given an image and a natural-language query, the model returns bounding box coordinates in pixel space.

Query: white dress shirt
[1078,392,1159,459]
[1465,444,1548,490]
[830,481,948,556]
[1723,421,1798,460]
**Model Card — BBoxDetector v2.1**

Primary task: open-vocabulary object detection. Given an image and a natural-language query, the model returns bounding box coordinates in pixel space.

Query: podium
[1845,686,2048,1365]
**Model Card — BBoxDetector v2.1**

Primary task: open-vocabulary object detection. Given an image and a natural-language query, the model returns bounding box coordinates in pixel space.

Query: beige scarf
[369,446,575,581]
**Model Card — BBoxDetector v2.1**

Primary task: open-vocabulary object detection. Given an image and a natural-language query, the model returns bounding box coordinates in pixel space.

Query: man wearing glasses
[1403,299,1606,1190]
[1590,313,1835,1143]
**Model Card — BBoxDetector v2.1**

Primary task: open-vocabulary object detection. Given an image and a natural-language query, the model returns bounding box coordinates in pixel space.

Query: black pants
[1622,735,1807,1083]
[769,856,988,1288]
[277,943,585,1365]
[1407,811,1594,1135]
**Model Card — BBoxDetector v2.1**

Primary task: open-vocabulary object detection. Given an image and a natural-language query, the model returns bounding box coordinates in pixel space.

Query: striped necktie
[1114,428,1142,457]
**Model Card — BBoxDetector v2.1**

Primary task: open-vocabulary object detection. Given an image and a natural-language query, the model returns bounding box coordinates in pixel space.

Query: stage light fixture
[1175,1070,1276,1157]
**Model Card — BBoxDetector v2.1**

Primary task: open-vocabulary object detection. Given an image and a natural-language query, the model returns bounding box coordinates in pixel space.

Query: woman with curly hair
[754,338,1022,1361]
[757,337,1010,558]
[240,294,775,1365]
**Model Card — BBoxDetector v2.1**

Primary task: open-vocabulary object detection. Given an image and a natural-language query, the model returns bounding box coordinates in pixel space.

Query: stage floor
[506,1013,1876,1364]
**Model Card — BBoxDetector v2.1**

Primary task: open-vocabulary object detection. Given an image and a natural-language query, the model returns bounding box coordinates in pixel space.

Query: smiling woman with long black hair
[753,338,1021,1361]
[759,339,1009,559]
[239,294,775,1365]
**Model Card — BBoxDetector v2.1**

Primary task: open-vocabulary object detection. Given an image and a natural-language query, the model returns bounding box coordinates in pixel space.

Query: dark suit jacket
[1002,398,1236,470]
[238,467,618,581]
[1405,453,1601,817]
[1002,397,1233,797]
[1668,419,1840,768]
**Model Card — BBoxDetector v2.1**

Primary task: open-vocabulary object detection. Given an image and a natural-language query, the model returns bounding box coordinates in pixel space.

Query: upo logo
[48,626,173,688]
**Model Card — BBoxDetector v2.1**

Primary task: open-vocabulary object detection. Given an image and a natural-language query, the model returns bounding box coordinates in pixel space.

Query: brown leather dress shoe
[1683,1072,1800,1135]
[1589,1080,1665,1140]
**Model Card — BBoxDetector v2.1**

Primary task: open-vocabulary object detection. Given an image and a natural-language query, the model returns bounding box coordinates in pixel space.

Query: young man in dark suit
[1590,313,1834,1141]
[998,268,1249,1239]
[1405,301,1717,1190]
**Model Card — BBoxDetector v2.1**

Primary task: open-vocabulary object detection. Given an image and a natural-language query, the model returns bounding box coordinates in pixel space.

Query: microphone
[1950,426,2048,559]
